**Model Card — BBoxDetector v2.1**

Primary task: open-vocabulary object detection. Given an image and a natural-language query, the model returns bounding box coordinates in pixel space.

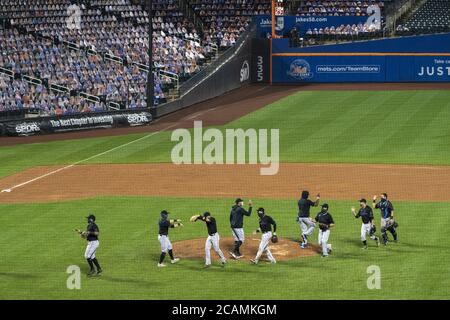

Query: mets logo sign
[287,59,313,80]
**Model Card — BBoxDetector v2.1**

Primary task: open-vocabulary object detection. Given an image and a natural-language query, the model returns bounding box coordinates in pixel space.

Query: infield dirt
[174,236,321,262]
[1,163,449,203]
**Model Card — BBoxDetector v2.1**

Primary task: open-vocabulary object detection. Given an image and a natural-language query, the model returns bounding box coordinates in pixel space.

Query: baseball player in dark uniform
[372,193,398,245]
[250,208,277,265]
[190,212,227,268]
[352,199,380,249]
[314,204,334,257]
[158,210,182,267]
[229,198,252,259]
[298,190,320,248]
[83,214,102,276]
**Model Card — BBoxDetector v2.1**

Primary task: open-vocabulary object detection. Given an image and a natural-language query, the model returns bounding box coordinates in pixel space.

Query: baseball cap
[235,198,244,204]
[359,198,367,203]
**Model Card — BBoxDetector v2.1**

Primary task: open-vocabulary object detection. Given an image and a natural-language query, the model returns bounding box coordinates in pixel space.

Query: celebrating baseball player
[352,199,380,249]
[229,198,252,259]
[75,214,102,277]
[157,210,182,267]
[297,190,320,248]
[314,203,334,257]
[250,208,277,265]
[190,212,227,268]
[372,193,398,245]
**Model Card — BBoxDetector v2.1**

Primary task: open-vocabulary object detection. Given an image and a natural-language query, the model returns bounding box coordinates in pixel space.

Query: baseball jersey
[375,200,394,219]
[230,205,252,228]
[315,212,334,230]
[201,216,218,236]
[259,215,277,233]
[159,218,171,236]
[86,223,99,241]
[355,206,374,224]
[298,198,318,218]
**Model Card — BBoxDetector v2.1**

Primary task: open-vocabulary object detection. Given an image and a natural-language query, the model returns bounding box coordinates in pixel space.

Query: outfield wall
[270,33,450,83]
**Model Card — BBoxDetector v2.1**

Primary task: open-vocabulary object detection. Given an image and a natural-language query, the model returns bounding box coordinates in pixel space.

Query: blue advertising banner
[272,55,450,82]
[271,33,450,53]
[254,15,369,37]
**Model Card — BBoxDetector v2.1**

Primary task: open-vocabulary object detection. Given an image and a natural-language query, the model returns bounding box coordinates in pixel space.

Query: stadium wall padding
[271,33,450,83]
[0,110,152,137]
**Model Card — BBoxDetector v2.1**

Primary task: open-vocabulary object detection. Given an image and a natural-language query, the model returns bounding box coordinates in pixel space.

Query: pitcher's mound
[175,236,320,261]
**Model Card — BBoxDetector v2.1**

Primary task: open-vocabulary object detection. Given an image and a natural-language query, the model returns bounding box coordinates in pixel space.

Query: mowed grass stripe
[1,90,450,178]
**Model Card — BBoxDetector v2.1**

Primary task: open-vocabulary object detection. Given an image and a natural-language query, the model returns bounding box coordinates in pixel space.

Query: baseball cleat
[96,269,103,276]
[221,261,226,267]
[171,258,180,264]
[362,246,368,250]
[235,254,244,259]
[300,243,306,249]
[321,255,329,258]
[87,270,96,277]
[157,263,167,267]
[229,251,237,259]
[250,259,258,264]
[203,264,211,269]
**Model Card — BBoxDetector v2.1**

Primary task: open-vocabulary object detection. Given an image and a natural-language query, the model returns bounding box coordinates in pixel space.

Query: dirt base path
[175,236,320,262]
[1,163,449,203]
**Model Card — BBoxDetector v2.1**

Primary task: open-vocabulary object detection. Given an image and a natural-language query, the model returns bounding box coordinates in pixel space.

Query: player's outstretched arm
[313,193,320,206]
[372,195,377,208]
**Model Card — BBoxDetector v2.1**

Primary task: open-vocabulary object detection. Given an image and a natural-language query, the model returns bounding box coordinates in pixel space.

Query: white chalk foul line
[1,123,177,193]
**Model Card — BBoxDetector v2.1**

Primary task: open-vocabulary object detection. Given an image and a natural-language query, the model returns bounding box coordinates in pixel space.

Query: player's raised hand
[316,193,320,199]
[351,207,356,213]
[373,195,377,201]
[248,200,253,206]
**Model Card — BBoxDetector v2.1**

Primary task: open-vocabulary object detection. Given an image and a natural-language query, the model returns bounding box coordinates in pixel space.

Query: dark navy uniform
[354,203,379,248]
[230,205,252,229]
[84,215,102,276]
[198,213,226,267]
[201,216,218,236]
[315,204,334,257]
[259,215,277,233]
[157,210,180,267]
[159,218,171,236]
[229,199,252,257]
[298,191,320,247]
[252,208,277,264]
[373,197,397,244]
[355,206,374,224]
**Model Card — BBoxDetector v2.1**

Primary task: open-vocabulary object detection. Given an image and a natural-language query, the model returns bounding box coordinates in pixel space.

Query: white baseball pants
[205,233,226,265]
[254,231,276,263]
[158,235,172,253]
[318,229,331,256]
[231,228,245,242]
[299,217,316,240]
[361,223,377,241]
[84,240,99,259]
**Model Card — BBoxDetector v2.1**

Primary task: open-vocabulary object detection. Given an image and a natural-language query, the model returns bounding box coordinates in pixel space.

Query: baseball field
[1,84,450,300]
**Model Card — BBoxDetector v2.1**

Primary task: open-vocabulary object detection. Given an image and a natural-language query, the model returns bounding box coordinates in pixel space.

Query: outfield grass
[1,89,450,299]
[1,90,450,179]
[1,196,449,300]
